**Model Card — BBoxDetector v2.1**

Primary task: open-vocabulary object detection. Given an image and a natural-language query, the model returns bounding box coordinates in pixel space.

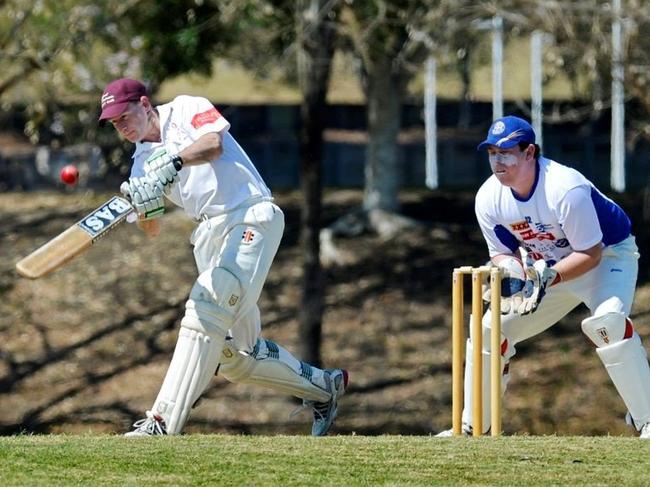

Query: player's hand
[143,148,183,192]
[517,260,559,315]
[120,176,166,220]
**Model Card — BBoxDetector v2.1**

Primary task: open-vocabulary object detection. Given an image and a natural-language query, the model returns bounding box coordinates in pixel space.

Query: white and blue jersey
[475,157,631,266]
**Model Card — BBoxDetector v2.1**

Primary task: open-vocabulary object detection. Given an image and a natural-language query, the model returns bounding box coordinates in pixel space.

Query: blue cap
[477,116,536,151]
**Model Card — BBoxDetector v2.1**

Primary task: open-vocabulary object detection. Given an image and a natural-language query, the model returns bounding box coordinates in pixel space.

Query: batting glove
[517,260,560,315]
[143,148,183,192]
[120,176,166,220]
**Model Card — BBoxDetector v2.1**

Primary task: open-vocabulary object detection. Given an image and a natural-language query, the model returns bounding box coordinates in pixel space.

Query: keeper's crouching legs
[460,313,514,435]
[461,338,512,434]
[582,299,650,432]
[147,267,243,435]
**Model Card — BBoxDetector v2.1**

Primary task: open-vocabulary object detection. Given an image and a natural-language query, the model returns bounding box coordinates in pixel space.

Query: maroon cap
[98,78,147,122]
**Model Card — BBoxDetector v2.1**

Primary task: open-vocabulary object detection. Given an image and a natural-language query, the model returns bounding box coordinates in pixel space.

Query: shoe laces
[132,411,167,435]
[289,399,330,422]
[311,400,330,421]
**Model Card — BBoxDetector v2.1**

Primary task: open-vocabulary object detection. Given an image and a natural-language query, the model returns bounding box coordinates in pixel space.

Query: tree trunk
[363,58,406,214]
[296,0,338,367]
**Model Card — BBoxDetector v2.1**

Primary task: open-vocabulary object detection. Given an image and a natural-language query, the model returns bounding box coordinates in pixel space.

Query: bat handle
[173,155,183,171]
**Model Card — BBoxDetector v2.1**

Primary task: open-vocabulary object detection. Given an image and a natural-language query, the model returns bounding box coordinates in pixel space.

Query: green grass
[1,435,649,486]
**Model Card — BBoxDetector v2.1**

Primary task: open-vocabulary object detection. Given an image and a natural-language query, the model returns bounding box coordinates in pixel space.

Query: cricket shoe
[435,423,473,437]
[124,411,167,437]
[307,368,349,436]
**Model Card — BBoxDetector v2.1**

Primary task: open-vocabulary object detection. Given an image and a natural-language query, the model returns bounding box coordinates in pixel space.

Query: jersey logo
[242,228,255,244]
[191,107,221,128]
[510,219,557,242]
[510,220,529,231]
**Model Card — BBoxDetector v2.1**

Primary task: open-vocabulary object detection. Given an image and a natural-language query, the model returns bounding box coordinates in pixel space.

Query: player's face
[109,101,149,143]
[487,145,534,186]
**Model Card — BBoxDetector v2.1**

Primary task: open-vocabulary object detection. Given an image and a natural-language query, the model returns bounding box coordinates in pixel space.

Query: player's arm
[141,130,223,192]
[137,218,161,238]
[518,186,604,315]
[519,243,602,316]
[550,242,602,282]
[552,185,605,282]
[177,132,223,167]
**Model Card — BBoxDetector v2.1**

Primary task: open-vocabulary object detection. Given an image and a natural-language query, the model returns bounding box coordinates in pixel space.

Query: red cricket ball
[60,164,79,185]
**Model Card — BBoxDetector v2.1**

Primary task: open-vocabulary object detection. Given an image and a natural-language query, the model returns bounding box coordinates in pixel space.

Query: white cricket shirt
[475,157,631,266]
[131,95,271,220]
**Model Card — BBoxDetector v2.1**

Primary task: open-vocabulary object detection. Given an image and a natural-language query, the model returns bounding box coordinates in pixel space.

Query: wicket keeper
[438,115,650,438]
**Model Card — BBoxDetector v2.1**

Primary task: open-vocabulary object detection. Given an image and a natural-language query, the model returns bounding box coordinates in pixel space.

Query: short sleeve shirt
[131,95,271,220]
[475,157,631,265]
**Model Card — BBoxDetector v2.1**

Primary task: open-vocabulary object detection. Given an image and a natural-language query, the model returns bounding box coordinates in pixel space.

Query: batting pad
[218,338,331,402]
[152,326,225,434]
[596,332,650,430]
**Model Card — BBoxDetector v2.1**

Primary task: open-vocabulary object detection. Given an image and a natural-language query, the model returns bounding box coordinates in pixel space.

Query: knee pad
[181,267,243,337]
[217,338,331,402]
[581,310,633,348]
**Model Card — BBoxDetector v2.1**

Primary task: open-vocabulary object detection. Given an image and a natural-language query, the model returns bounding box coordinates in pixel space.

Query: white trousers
[190,199,284,354]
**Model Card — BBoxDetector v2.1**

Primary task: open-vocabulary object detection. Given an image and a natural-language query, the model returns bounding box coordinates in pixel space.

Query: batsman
[99,78,348,436]
[438,115,650,438]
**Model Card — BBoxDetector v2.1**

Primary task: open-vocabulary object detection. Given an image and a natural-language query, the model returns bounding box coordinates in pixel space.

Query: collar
[511,159,540,202]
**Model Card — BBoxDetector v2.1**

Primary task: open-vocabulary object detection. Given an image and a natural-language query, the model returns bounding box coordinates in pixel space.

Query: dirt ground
[1,188,649,437]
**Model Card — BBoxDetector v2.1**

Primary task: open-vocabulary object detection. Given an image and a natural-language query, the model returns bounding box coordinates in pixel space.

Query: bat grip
[173,155,183,171]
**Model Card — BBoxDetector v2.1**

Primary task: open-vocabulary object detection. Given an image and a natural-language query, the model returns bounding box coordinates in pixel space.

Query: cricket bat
[15,195,135,279]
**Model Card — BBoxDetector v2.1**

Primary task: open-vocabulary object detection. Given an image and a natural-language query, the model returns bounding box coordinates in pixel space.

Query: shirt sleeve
[475,190,520,257]
[556,185,603,251]
[182,96,230,139]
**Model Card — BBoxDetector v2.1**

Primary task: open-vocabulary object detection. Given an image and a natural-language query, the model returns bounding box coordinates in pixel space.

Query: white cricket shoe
[435,423,473,437]
[124,411,167,437]
[308,369,349,436]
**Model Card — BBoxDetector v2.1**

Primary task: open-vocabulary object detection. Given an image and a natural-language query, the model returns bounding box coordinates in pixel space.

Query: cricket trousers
[190,197,284,354]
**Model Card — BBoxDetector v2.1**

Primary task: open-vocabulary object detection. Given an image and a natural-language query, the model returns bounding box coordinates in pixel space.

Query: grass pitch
[1,435,648,486]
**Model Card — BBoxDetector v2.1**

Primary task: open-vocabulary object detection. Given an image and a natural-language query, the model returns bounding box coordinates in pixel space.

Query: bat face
[15,196,134,279]
[77,196,133,239]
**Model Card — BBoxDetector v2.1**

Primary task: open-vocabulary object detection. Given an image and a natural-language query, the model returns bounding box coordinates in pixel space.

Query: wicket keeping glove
[143,148,183,192]
[120,175,166,220]
[481,262,526,314]
[517,260,560,315]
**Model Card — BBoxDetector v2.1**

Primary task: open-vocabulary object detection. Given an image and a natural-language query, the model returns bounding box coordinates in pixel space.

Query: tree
[294,0,341,366]
[320,0,472,244]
